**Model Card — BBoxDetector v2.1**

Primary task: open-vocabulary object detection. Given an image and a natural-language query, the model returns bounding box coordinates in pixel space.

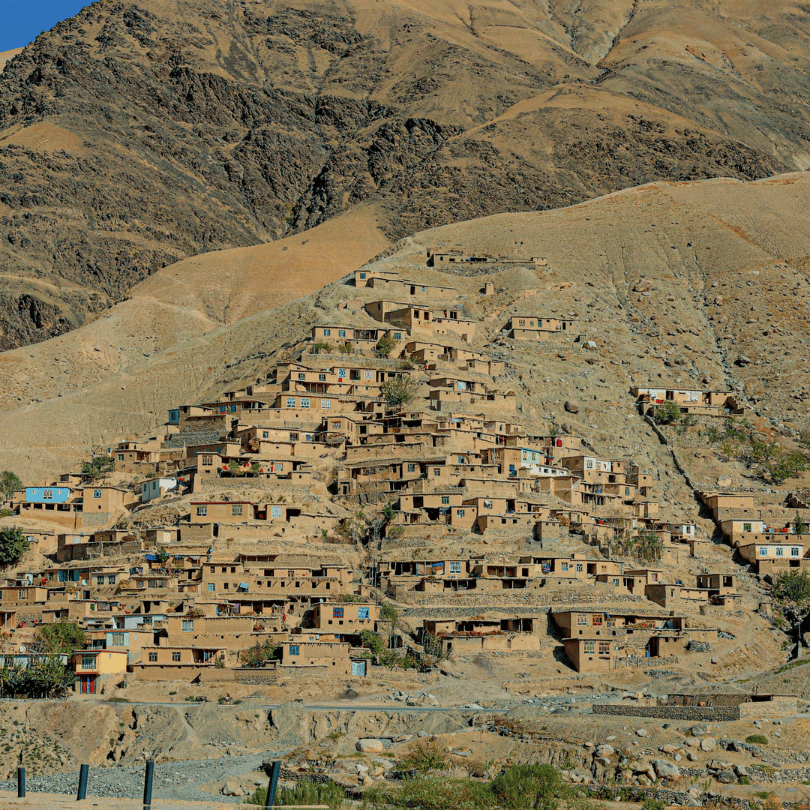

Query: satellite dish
[24,574,33,585]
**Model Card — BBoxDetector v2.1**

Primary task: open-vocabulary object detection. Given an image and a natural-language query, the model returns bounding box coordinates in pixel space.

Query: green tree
[771,569,810,658]
[381,376,418,410]
[239,640,277,667]
[795,512,809,536]
[380,602,398,626]
[652,400,681,425]
[0,471,22,500]
[37,621,87,656]
[375,334,397,358]
[0,655,74,699]
[0,526,28,566]
[81,455,114,481]
[360,629,386,657]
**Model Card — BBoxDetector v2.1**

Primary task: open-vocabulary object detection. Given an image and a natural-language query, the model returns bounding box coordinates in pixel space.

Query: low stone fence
[592,704,740,721]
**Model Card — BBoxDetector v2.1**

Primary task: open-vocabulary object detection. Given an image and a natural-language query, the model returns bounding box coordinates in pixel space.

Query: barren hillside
[3,171,810,482]
[1,0,809,346]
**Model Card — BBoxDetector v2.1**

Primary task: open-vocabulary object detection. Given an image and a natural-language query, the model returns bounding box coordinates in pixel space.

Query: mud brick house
[505,316,575,340]
[632,386,747,418]
[354,269,458,300]
[421,616,539,654]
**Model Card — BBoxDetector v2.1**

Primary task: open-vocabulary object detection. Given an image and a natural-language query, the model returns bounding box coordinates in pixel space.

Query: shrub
[489,763,566,810]
[248,780,347,808]
[313,342,333,354]
[745,734,768,745]
[642,800,666,810]
[397,742,449,773]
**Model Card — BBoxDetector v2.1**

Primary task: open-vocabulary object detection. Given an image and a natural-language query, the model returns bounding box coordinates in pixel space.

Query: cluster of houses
[0,267,763,687]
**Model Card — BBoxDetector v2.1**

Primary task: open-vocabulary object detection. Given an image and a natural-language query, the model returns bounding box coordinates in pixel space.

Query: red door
[80,676,96,694]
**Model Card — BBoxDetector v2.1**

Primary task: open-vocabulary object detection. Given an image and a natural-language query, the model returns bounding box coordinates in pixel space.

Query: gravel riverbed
[0,752,277,806]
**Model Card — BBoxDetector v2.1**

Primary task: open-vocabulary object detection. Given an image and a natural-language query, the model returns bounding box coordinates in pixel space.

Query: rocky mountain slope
[1,0,809,346]
[2,171,810,482]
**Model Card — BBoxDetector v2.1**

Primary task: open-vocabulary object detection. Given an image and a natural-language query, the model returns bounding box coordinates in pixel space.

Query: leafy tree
[795,512,809,536]
[762,452,809,485]
[652,400,681,425]
[0,526,28,566]
[422,632,445,659]
[380,602,398,626]
[155,546,170,565]
[0,471,22,500]
[239,640,277,667]
[375,334,397,358]
[360,629,386,657]
[81,455,114,481]
[37,621,87,656]
[771,569,810,658]
[381,376,418,410]
[383,502,397,522]
[0,655,74,699]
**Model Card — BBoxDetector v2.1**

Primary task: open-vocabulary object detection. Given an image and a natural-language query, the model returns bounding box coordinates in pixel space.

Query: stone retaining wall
[592,704,740,721]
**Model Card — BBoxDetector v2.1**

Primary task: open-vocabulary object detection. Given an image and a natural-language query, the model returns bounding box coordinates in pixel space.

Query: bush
[489,763,566,810]
[248,780,347,808]
[642,800,666,810]
[365,777,491,810]
[398,742,449,773]
[380,602,399,625]
[313,341,333,354]
[746,734,768,745]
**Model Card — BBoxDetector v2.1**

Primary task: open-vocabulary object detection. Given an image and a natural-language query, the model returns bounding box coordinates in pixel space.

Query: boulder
[564,400,580,414]
[661,744,678,754]
[716,770,736,784]
[596,745,615,758]
[653,759,681,779]
[594,756,612,767]
[691,724,711,736]
[636,729,648,737]
[734,765,748,777]
[221,781,243,797]
[357,739,385,754]
[700,737,716,752]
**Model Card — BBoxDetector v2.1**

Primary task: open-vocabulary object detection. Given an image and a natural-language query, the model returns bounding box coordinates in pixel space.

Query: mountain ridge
[1,0,808,347]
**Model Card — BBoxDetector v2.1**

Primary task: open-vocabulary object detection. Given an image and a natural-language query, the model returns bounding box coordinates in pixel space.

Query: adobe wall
[234,666,331,684]
[593,704,740,721]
